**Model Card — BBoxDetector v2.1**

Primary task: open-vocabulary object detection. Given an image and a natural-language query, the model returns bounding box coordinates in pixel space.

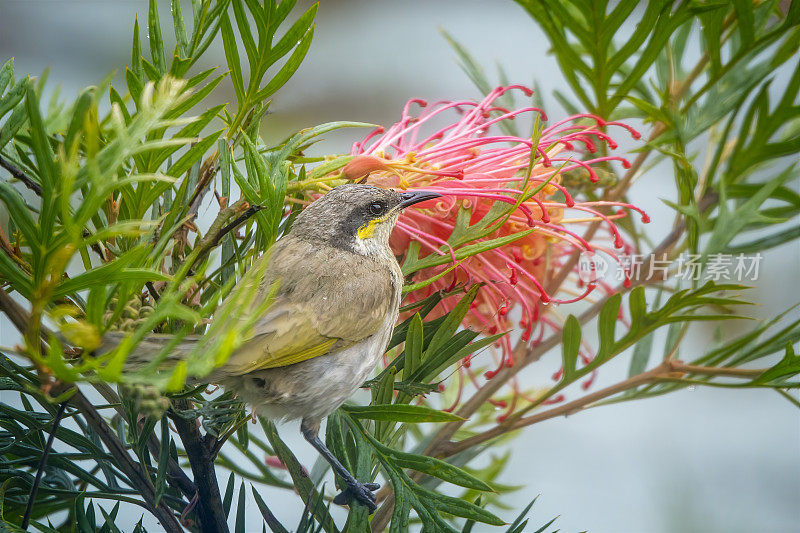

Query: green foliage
[433,1,800,527]
[221,0,317,135]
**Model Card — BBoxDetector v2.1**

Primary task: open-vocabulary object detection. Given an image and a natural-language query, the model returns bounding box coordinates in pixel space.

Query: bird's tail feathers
[100,331,201,370]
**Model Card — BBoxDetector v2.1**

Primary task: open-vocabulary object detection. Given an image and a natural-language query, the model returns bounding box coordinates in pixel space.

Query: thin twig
[81,229,108,262]
[0,292,184,532]
[668,360,765,378]
[187,153,220,218]
[147,281,161,302]
[0,288,33,336]
[440,359,768,456]
[443,364,668,456]
[71,391,184,532]
[21,401,68,530]
[207,203,264,248]
[0,154,42,196]
[184,199,263,276]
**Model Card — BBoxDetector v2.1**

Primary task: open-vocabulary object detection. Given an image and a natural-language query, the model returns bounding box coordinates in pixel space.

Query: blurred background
[1,1,798,531]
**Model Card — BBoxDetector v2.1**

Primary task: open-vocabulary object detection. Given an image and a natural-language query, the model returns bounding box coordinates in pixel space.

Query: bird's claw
[333,481,380,513]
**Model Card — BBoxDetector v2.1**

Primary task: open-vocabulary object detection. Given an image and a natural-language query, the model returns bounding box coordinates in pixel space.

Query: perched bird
[117,184,441,512]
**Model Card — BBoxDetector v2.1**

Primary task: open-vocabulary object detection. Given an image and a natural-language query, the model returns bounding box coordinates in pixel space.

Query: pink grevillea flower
[339,86,648,381]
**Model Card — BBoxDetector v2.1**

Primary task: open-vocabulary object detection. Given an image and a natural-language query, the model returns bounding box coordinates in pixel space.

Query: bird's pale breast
[227,255,403,423]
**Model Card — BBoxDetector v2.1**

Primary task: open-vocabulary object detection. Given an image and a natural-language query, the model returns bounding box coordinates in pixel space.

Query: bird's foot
[333,480,380,513]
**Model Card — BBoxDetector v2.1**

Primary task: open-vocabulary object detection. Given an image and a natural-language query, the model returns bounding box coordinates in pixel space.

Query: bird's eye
[368,201,387,216]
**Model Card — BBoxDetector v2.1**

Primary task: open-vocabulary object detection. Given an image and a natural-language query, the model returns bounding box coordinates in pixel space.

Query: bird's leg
[300,418,380,514]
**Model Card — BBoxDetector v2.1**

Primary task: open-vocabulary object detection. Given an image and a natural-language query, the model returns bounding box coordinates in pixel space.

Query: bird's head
[290,184,441,256]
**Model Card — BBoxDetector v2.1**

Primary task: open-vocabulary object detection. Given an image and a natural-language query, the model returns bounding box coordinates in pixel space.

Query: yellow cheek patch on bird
[357,215,389,239]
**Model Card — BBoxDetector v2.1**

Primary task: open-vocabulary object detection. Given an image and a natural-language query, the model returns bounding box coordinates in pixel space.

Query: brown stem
[441,359,767,456]
[205,203,264,249]
[443,363,668,456]
[667,361,765,378]
[0,288,34,336]
[0,224,32,275]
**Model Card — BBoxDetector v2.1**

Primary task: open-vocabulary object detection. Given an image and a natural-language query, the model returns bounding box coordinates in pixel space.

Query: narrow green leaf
[220,13,245,104]
[403,229,535,275]
[417,485,505,525]
[0,180,40,250]
[407,331,485,383]
[426,285,480,356]
[255,26,314,101]
[628,332,655,378]
[404,313,424,377]
[171,0,190,58]
[153,416,170,506]
[530,515,559,533]
[55,268,169,299]
[390,490,411,533]
[64,88,94,155]
[751,344,800,386]
[223,471,236,517]
[25,84,55,199]
[597,293,621,359]
[0,99,27,149]
[733,0,755,47]
[131,17,144,78]
[265,3,318,71]
[0,78,27,120]
[341,404,464,423]
[235,481,247,533]
[360,430,493,492]
[148,0,167,73]
[251,485,290,533]
[561,315,581,381]
[166,128,223,177]
[231,0,258,77]
[505,495,537,533]
[0,58,13,95]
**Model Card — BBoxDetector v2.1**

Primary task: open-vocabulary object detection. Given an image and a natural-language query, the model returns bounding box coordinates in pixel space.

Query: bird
[114,184,441,512]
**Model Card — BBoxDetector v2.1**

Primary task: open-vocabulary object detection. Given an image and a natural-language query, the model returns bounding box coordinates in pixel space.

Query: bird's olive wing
[219,238,397,375]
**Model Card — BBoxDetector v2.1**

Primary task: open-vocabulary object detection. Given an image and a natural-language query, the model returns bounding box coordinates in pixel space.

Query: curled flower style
[330,86,648,383]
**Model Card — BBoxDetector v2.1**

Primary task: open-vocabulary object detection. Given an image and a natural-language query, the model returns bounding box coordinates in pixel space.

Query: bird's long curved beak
[398,190,442,208]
